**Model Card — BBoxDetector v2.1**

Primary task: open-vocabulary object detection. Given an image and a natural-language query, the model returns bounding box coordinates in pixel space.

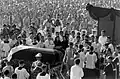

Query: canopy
[86,4,120,44]
[86,3,120,21]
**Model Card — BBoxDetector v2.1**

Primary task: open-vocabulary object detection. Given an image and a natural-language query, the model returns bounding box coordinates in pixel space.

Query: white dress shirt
[98,36,107,46]
[15,67,29,79]
[1,41,10,57]
[69,35,76,43]
[85,52,97,69]
[52,33,56,41]
[36,73,50,79]
[26,37,32,46]
[3,77,10,79]
[55,26,61,33]
[1,41,10,53]
[70,64,84,79]
[44,39,54,49]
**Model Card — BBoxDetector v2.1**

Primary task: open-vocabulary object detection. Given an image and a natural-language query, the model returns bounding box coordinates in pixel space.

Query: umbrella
[7,45,63,66]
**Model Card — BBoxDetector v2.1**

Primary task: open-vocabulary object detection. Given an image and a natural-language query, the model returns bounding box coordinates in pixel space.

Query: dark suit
[104,63,115,79]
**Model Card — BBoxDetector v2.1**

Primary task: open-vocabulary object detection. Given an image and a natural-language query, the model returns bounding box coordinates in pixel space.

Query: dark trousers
[83,68,97,79]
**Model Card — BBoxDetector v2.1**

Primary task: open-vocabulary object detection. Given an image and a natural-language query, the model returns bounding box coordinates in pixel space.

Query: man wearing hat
[31,53,43,72]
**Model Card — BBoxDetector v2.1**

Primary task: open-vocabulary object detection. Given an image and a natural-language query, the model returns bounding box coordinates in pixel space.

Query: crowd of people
[0,17,119,79]
[0,0,119,79]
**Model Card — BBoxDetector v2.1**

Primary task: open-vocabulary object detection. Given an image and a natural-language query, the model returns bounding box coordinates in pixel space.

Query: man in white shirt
[98,30,107,46]
[44,35,54,49]
[54,14,63,33]
[70,59,84,79]
[26,35,33,46]
[1,35,11,57]
[69,31,76,43]
[15,60,29,79]
[85,46,97,69]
